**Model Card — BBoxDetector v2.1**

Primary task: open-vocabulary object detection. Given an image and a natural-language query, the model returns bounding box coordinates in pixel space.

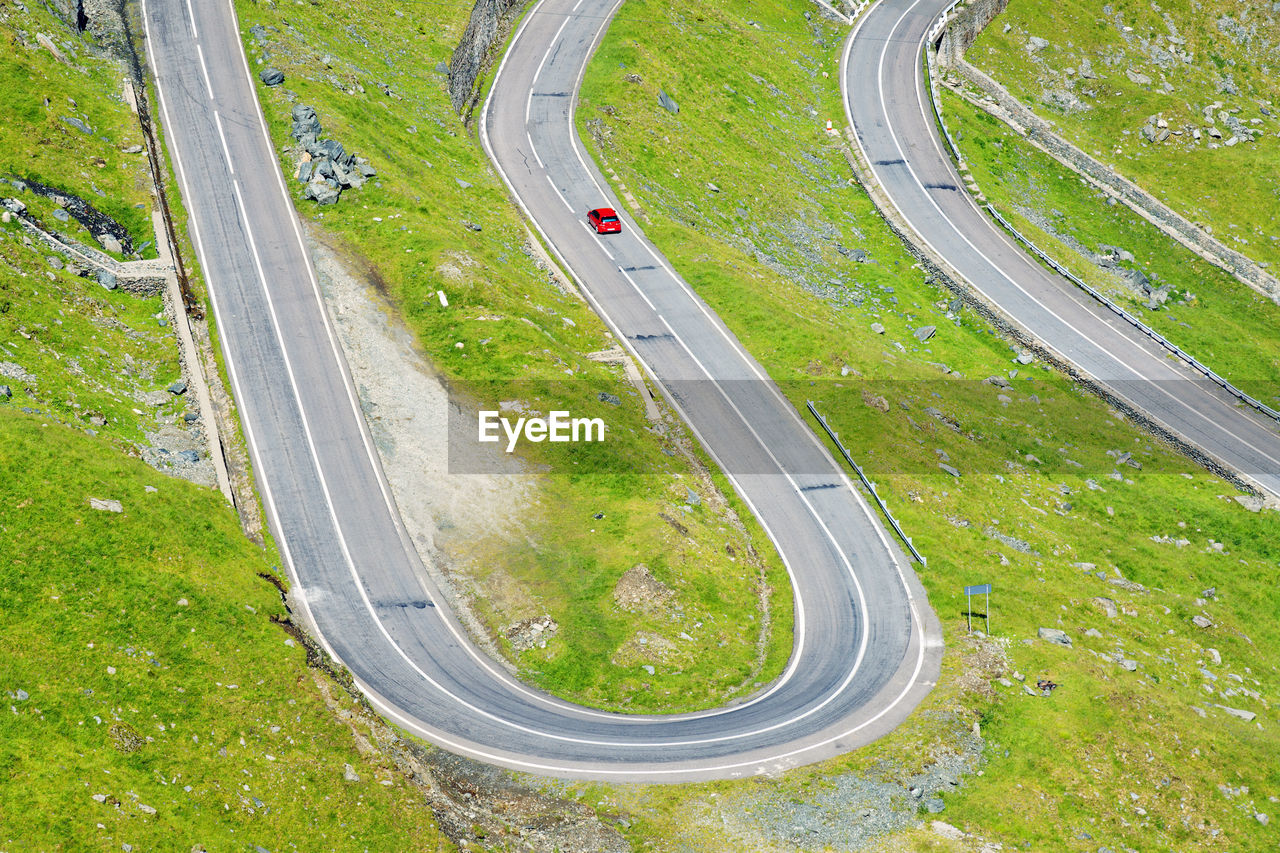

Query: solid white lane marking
[196,44,214,100]
[213,110,234,174]
[847,0,1280,475]
[480,0,937,740]
[140,0,339,667]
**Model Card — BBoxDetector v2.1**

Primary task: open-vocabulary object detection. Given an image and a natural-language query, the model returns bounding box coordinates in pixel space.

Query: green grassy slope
[969,0,1280,272]
[229,0,792,713]
[0,413,453,850]
[573,0,1280,849]
[942,89,1280,402]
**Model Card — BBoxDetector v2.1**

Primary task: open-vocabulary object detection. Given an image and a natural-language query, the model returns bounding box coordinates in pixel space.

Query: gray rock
[1027,36,1050,52]
[642,664,655,675]
[14,689,28,701]
[297,160,314,183]
[1038,627,1072,647]
[1192,614,1214,629]
[1083,628,1103,638]
[167,379,188,395]
[925,798,945,813]
[51,208,70,222]
[1206,647,1221,665]
[1126,69,1152,86]
[1015,351,1035,365]
[97,269,117,290]
[1091,597,1118,618]
[463,221,482,232]
[1258,813,1270,826]
[259,68,285,86]
[97,233,124,255]
[870,322,885,334]
[914,325,936,343]
[939,463,960,477]
[0,385,10,399]
[138,803,156,815]
[658,90,680,114]
[89,497,123,513]
[61,116,93,135]
[685,487,701,506]
[343,763,359,782]
[176,450,200,464]
[1234,495,1264,512]
[597,391,621,406]
[303,180,340,205]
[1215,704,1256,722]
[47,255,64,270]
[434,61,449,75]
[1117,657,1138,672]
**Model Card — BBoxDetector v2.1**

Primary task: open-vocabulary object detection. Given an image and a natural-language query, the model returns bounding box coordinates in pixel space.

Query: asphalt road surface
[845,0,1280,498]
[141,0,942,781]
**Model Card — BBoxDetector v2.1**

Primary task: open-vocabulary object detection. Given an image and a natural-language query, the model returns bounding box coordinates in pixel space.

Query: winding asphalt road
[845,0,1280,497]
[141,0,942,782]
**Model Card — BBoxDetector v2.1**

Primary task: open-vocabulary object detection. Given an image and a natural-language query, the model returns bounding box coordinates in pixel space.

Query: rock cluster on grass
[290,104,376,205]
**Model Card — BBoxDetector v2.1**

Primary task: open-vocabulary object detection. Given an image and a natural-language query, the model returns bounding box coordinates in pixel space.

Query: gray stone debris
[913,325,936,342]
[14,689,28,701]
[89,497,123,513]
[1037,627,1072,647]
[1091,597,1118,619]
[259,68,285,86]
[597,391,621,406]
[1215,704,1256,722]
[685,487,701,506]
[343,763,359,782]
[658,90,680,114]
[1234,495,1264,512]
[289,105,374,205]
[61,116,93,135]
[1027,36,1049,52]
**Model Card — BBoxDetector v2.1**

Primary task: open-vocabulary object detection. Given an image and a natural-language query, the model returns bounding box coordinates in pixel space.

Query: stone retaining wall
[934,4,1280,305]
[5,203,171,296]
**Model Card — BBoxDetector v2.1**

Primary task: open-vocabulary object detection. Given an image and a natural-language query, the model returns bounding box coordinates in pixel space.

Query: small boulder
[1038,627,1072,647]
[259,68,285,86]
[89,498,123,513]
[1192,614,1214,629]
[658,90,680,114]
[913,325,936,343]
[343,763,359,783]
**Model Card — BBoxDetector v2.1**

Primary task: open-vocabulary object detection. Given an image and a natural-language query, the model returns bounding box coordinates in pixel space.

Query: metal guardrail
[984,207,1280,422]
[919,7,1280,426]
[807,401,928,566]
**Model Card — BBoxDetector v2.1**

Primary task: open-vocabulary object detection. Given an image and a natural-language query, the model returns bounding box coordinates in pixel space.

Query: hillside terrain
[2,0,1279,850]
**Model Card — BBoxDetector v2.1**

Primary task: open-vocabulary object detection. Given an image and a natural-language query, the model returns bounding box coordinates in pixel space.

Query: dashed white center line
[186,0,199,39]
[196,44,214,100]
[214,111,234,174]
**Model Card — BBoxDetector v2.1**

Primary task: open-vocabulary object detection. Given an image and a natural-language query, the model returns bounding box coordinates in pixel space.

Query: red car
[588,207,621,234]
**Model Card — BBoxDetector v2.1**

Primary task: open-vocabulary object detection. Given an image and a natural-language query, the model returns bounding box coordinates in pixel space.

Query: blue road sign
[964,583,992,596]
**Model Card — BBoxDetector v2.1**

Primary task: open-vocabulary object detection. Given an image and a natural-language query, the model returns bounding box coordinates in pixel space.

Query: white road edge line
[845,0,1280,474]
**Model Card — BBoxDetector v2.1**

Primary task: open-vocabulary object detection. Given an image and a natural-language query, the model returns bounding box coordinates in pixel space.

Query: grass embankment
[0,4,176,446]
[575,0,1280,849]
[969,0,1280,271]
[942,88,1280,402]
[0,415,453,850]
[0,6,452,848]
[230,0,791,712]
